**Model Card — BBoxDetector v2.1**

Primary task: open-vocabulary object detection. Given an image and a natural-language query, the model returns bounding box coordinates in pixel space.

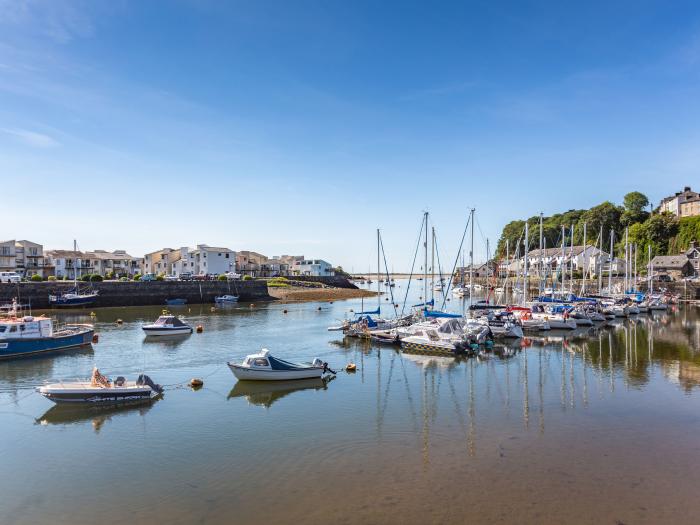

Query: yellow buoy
[346,363,357,372]
[210,306,216,312]
[89,311,96,317]
[196,325,204,333]
[189,378,203,388]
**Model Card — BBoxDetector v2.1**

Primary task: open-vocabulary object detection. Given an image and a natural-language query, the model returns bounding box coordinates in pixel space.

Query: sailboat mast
[560,225,565,292]
[524,222,529,304]
[469,208,474,295]
[598,229,603,295]
[539,212,543,295]
[648,244,653,295]
[569,223,574,290]
[624,227,629,293]
[377,228,380,312]
[73,239,78,286]
[581,222,587,296]
[423,212,428,308]
[608,230,614,294]
[431,226,435,304]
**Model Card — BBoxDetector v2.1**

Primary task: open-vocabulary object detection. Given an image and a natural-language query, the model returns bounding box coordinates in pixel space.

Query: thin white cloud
[0,0,95,43]
[1,128,59,147]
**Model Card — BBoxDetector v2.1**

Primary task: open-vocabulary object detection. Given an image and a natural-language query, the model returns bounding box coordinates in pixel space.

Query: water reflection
[228,377,333,408]
[36,399,159,433]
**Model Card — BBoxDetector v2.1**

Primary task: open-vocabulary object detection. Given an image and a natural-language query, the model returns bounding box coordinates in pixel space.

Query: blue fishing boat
[0,305,95,360]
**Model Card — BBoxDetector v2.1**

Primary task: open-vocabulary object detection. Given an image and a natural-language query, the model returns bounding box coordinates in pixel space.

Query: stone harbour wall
[0,280,272,309]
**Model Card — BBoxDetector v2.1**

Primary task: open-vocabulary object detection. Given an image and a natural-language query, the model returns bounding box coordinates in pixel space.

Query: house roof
[650,255,691,269]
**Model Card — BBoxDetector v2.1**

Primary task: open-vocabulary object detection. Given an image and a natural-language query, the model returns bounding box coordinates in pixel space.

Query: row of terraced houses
[0,241,335,279]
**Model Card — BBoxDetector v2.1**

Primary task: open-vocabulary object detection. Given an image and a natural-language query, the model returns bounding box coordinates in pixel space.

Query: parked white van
[0,272,21,283]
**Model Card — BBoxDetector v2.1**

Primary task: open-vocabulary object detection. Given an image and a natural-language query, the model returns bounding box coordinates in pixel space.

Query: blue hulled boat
[0,309,95,359]
[48,289,99,308]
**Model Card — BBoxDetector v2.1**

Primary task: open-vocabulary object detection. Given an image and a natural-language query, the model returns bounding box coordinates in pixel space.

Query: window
[218,253,222,257]
[9,325,17,333]
[225,253,229,258]
[0,326,5,333]
[253,358,269,367]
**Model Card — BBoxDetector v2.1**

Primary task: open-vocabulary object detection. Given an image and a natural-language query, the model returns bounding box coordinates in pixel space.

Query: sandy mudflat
[267,286,377,302]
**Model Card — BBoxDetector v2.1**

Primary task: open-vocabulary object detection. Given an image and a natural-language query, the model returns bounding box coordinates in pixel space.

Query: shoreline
[267,286,377,303]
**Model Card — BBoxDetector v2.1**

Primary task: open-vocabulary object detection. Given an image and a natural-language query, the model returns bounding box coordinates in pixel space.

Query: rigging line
[439,212,472,312]
[400,215,426,317]
[432,229,446,297]
[378,232,398,317]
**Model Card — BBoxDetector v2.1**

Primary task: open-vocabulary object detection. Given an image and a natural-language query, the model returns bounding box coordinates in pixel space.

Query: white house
[164,245,236,276]
[505,245,621,276]
[45,249,93,279]
[0,240,49,277]
[292,259,335,277]
[87,250,140,277]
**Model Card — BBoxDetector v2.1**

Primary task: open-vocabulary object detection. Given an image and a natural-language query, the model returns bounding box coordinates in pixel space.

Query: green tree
[580,201,623,242]
[621,191,650,226]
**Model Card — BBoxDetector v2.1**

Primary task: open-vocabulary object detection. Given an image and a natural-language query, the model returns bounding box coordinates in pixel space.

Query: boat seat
[114,376,126,387]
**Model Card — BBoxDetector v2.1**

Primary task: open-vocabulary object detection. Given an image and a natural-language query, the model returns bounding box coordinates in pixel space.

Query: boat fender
[196,325,204,333]
[92,334,99,343]
[189,378,204,389]
[210,307,216,312]
[250,303,255,308]
[345,363,357,372]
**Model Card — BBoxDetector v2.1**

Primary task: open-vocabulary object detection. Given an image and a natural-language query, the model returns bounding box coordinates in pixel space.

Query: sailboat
[48,240,99,308]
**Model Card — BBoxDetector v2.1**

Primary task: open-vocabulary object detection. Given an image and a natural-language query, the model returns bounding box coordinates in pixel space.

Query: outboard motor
[136,374,163,394]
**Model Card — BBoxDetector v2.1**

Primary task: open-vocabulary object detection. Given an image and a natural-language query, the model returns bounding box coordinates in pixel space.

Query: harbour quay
[0,280,272,309]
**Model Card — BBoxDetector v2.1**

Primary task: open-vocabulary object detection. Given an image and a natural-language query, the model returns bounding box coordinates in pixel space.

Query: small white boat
[142,315,193,336]
[228,349,330,381]
[38,371,162,404]
[215,294,239,304]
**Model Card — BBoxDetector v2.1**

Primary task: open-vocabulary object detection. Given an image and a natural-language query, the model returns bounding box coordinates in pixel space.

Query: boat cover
[268,355,316,371]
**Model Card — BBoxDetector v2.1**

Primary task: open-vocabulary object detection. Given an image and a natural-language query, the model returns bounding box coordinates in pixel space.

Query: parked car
[224,272,241,280]
[179,272,193,281]
[0,271,21,283]
[655,274,673,283]
[164,275,179,282]
[141,273,157,282]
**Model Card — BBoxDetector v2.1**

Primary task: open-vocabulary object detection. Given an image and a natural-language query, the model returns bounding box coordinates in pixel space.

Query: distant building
[143,248,182,276]
[649,255,694,280]
[0,240,51,278]
[292,259,335,277]
[45,249,93,279]
[86,250,140,277]
[503,245,614,276]
[659,187,700,218]
[686,241,700,276]
[147,245,235,277]
[236,251,267,277]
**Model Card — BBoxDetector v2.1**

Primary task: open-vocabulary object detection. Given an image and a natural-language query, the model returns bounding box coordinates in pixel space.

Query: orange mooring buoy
[189,378,203,388]
[92,334,99,343]
[196,325,203,333]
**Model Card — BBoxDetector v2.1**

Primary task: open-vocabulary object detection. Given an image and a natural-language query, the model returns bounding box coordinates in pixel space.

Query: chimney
[684,186,691,192]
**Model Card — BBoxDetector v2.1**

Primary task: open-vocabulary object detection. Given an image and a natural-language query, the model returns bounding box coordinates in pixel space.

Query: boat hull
[142,326,193,336]
[48,295,98,308]
[0,327,94,360]
[228,363,324,381]
[38,385,158,404]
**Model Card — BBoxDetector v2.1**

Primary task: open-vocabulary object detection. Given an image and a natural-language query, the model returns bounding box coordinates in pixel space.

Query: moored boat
[142,314,193,336]
[228,349,331,381]
[0,307,94,360]
[38,370,163,404]
[215,294,239,304]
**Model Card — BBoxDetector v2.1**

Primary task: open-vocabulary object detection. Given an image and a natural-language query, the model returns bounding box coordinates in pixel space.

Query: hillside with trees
[496,192,700,270]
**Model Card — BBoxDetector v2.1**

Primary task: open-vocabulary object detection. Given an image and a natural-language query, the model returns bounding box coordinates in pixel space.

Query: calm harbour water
[2,281,700,524]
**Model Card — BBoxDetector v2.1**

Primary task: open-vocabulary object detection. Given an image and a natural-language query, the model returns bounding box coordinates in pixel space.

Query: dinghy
[228,349,331,381]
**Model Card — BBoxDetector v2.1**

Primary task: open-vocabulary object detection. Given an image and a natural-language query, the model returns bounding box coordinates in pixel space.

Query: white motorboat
[481,311,524,338]
[142,315,193,336]
[38,371,162,404]
[228,349,331,381]
[215,294,239,304]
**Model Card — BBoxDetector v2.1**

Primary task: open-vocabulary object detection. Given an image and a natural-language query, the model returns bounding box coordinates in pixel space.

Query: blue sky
[2,1,700,272]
